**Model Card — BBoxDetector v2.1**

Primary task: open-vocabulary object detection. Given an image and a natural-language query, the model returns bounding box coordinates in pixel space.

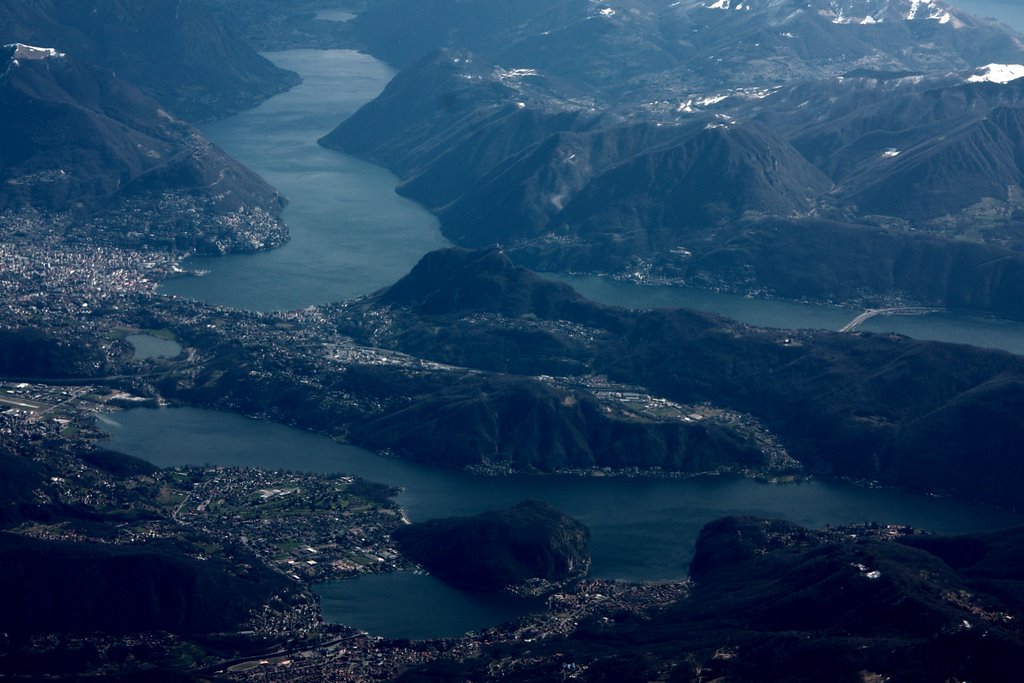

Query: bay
[314,572,544,640]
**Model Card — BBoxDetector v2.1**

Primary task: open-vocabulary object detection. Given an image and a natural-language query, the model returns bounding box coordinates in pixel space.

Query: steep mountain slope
[328,247,1024,508]
[0,44,286,253]
[328,0,1024,316]
[551,121,832,244]
[0,0,298,121]
[392,501,590,592]
[0,532,289,636]
[397,517,1024,683]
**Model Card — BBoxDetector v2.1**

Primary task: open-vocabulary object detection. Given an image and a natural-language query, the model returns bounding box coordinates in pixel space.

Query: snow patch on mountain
[703,1,961,27]
[4,43,66,71]
[6,43,66,60]
[967,64,1024,85]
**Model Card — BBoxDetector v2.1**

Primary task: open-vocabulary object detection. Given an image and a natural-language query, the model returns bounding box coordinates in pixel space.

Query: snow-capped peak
[967,64,1024,85]
[699,1,962,27]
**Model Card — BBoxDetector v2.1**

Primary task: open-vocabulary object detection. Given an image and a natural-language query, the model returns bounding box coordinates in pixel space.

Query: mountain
[397,516,1024,682]
[548,120,832,248]
[326,0,1024,317]
[328,247,1024,508]
[0,0,298,121]
[348,373,766,471]
[0,326,101,378]
[378,247,618,324]
[0,45,287,253]
[350,0,1021,88]
[392,500,591,592]
[0,532,290,637]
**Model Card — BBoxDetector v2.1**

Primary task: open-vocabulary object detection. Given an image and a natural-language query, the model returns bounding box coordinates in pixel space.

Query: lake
[553,274,1024,355]
[160,50,449,311]
[140,3,1024,639]
[126,334,182,360]
[158,49,1024,354]
[98,406,1024,638]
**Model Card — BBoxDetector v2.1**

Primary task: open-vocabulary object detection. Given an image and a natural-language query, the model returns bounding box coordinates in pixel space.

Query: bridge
[838,307,944,333]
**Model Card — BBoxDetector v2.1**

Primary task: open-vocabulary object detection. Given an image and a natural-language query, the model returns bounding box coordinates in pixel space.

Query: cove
[98,406,1024,636]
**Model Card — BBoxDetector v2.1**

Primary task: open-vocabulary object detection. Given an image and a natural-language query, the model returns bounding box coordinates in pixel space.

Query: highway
[838,307,944,333]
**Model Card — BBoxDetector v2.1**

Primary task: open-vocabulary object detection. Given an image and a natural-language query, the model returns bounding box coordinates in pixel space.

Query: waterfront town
[0,375,695,680]
[0,217,800,679]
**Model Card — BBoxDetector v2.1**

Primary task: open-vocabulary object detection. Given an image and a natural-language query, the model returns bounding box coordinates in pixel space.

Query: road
[838,307,944,333]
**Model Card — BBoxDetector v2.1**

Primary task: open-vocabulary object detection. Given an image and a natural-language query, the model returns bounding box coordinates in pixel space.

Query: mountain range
[325,246,1024,509]
[398,516,1024,682]
[326,0,1024,319]
[0,43,287,253]
[0,0,298,121]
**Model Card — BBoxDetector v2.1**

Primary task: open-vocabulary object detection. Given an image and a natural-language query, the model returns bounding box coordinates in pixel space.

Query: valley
[4,1,1024,681]
[324,0,1024,320]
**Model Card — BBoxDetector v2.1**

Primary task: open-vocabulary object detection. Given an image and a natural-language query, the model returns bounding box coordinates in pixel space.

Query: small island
[392,500,591,593]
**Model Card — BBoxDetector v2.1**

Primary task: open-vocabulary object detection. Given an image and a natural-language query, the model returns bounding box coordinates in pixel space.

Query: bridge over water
[838,307,945,333]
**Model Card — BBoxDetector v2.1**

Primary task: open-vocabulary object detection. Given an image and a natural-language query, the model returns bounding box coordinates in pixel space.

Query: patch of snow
[968,64,1024,85]
[907,0,955,24]
[5,43,65,60]
[699,94,729,106]
[494,67,540,81]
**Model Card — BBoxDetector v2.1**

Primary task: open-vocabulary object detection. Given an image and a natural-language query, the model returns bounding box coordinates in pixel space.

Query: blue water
[98,406,1024,637]
[161,50,1024,354]
[138,3,1024,639]
[98,407,1024,583]
[160,50,449,311]
[126,334,182,360]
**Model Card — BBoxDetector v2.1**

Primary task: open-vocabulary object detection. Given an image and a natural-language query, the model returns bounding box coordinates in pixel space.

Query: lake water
[126,334,182,360]
[554,274,1024,355]
[98,406,1024,637]
[158,50,1024,354]
[315,572,544,640]
[160,50,448,311]
[140,5,1024,639]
